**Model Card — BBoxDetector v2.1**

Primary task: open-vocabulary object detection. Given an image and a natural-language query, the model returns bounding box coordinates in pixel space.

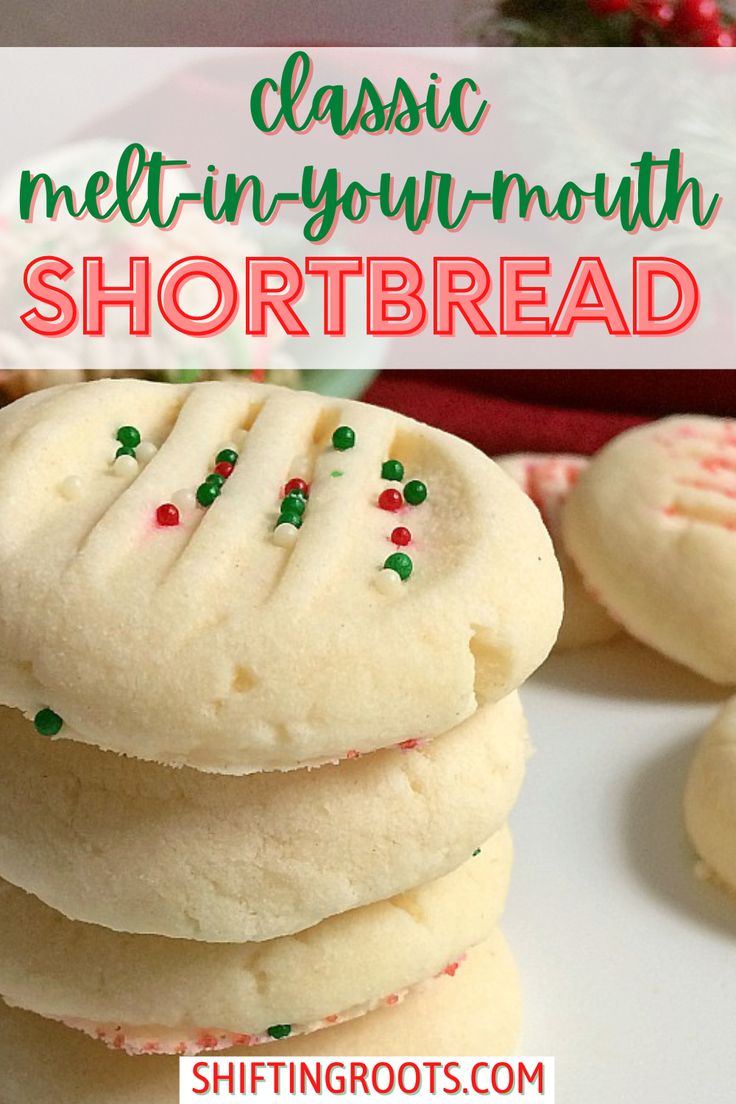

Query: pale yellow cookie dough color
[0,379,562,771]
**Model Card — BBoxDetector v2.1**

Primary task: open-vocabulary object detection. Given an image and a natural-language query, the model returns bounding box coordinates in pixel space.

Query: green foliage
[480,0,659,45]
[478,0,733,44]
[501,1,630,44]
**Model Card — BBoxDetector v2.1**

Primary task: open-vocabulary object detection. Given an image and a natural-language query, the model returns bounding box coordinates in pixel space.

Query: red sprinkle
[197,1033,220,1051]
[156,503,180,527]
[285,477,310,498]
[399,738,420,751]
[443,961,460,978]
[385,994,399,1006]
[378,488,403,512]
[215,461,235,479]
[391,526,412,546]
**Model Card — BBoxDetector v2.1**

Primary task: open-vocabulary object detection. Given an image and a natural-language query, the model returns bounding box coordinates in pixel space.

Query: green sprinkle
[267,1024,292,1040]
[331,470,344,478]
[472,848,481,857]
[115,445,136,459]
[381,459,405,481]
[34,708,63,737]
[332,426,356,451]
[278,510,303,529]
[116,426,141,449]
[196,481,221,508]
[384,551,413,580]
[216,448,238,466]
[206,472,226,488]
[404,479,427,506]
[282,492,306,515]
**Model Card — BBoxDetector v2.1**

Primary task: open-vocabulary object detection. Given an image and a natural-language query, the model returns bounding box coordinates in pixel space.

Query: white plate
[509,637,732,1102]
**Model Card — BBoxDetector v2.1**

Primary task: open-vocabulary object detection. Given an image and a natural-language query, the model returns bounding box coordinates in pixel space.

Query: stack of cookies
[0,380,561,1102]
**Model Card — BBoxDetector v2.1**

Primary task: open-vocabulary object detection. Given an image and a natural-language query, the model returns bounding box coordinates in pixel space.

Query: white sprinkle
[172,489,196,513]
[113,454,139,478]
[232,429,249,451]
[272,522,299,548]
[59,475,83,500]
[375,568,402,596]
[137,441,158,463]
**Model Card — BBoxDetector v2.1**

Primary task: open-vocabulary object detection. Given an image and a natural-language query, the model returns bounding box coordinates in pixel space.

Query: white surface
[510,637,733,1101]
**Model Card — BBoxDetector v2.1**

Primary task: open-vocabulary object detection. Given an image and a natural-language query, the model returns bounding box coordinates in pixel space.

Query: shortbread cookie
[0,379,561,771]
[685,697,736,892]
[0,693,526,942]
[497,453,619,650]
[564,416,736,682]
[0,935,521,1103]
[0,832,509,1055]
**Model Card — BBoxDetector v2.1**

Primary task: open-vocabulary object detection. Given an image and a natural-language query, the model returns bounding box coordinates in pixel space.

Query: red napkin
[364,370,736,456]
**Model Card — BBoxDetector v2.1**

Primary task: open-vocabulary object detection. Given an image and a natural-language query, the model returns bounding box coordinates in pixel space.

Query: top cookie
[564,416,736,683]
[0,380,561,771]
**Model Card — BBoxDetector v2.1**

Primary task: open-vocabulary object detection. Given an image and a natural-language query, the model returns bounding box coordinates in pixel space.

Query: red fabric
[363,370,735,456]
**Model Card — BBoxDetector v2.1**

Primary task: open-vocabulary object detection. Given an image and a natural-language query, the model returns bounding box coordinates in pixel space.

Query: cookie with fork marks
[0,379,561,771]
[564,416,736,682]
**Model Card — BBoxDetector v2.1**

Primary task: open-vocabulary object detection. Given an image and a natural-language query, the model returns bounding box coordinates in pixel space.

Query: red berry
[391,526,412,546]
[214,461,235,479]
[284,478,309,498]
[674,0,719,32]
[378,488,403,512]
[156,503,180,527]
[588,0,629,11]
[700,22,735,42]
[641,0,674,24]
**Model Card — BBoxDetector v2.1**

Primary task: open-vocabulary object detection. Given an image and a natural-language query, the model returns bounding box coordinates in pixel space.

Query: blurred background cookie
[497,453,620,650]
[685,696,736,894]
[565,416,736,683]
